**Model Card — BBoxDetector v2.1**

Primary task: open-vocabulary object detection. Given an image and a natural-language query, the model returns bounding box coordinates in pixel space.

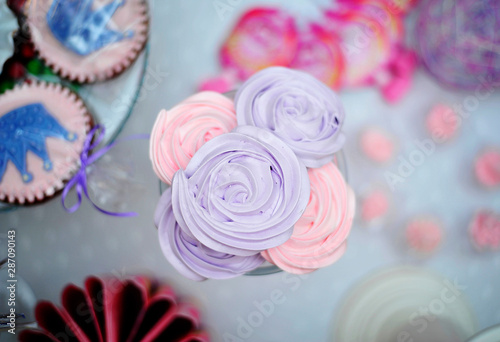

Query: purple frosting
[235,67,346,168]
[170,125,310,256]
[155,188,264,280]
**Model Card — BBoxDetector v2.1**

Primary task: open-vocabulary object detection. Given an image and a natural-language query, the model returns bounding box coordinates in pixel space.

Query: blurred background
[1,0,499,341]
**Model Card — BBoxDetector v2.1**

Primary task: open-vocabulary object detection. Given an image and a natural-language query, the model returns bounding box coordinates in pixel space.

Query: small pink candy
[198,76,234,93]
[426,104,459,141]
[475,148,500,188]
[469,210,500,252]
[381,75,411,103]
[361,189,389,222]
[406,218,443,254]
[360,128,395,163]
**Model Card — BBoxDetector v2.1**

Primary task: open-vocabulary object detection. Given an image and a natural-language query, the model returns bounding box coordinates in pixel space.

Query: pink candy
[149,92,237,184]
[360,127,395,163]
[469,210,500,252]
[405,218,443,254]
[426,104,459,142]
[475,148,500,188]
[261,162,355,274]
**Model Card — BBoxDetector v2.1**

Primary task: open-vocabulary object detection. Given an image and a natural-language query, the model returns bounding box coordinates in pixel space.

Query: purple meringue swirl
[235,67,346,168]
[155,188,264,280]
[170,125,310,256]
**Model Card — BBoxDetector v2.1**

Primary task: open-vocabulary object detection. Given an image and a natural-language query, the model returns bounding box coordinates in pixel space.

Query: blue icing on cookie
[46,0,134,56]
[0,103,77,183]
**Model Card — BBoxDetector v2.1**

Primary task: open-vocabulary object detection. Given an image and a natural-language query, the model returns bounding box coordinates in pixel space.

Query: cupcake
[26,0,149,83]
[0,81,91,204]
[19,275,210,342]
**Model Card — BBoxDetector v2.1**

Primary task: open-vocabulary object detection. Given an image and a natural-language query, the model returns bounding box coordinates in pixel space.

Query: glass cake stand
[158,150,349,276]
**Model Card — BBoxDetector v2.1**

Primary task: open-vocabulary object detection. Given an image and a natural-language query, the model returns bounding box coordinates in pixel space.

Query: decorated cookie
[0,82,91,204]
[26,0,149,83]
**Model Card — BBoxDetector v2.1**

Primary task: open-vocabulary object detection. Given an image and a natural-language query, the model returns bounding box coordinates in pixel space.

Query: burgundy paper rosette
[19,275,209,342]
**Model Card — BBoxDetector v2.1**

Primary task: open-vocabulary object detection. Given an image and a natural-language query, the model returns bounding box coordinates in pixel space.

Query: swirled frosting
[150,91,237,185]
[170,125,310,256]
[261,162,355,274]
[235,67,345,168]
[155,188,264,280]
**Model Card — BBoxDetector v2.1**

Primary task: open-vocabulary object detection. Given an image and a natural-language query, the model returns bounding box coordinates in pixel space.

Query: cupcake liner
[26,0,149,83]
[0,81,92,204]
[19,275,210,342]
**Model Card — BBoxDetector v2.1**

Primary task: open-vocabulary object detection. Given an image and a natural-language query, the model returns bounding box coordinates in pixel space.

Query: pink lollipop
[220,7,298,80]
[475,148,500,188]
[469,210,500,252]
[289,23,345,89]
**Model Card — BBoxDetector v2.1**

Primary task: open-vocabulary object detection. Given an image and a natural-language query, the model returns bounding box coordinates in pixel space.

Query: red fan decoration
[19,275,210,342]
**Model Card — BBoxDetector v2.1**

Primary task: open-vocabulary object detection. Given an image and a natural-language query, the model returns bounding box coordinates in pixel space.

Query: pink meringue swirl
[236,67,346,168]
[150,91,237,185]
[155,188,264,281]
[170,125,310,257]
[261,162,355,274]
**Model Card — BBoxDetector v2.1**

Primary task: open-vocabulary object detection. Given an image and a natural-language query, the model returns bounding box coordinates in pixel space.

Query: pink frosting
[469,210,500,251]
[426,104,458,141]
[360,128,394,163]
[261,162,356,274]
[150,92,237,185]
[26,0,148,82]
[361,189,389,222]
[0,82,90,204]
[405,218,443,254]
[475,148,500,188]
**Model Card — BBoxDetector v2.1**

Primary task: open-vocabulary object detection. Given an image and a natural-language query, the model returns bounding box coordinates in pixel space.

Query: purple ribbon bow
[62,125,149,217]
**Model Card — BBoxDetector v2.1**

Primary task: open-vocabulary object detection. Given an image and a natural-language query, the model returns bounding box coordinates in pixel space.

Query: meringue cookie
[170,125,310,256]
[155,188,264,281]
[150,91,237,185]
[235,67,345,168]
[261,162,355,274]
